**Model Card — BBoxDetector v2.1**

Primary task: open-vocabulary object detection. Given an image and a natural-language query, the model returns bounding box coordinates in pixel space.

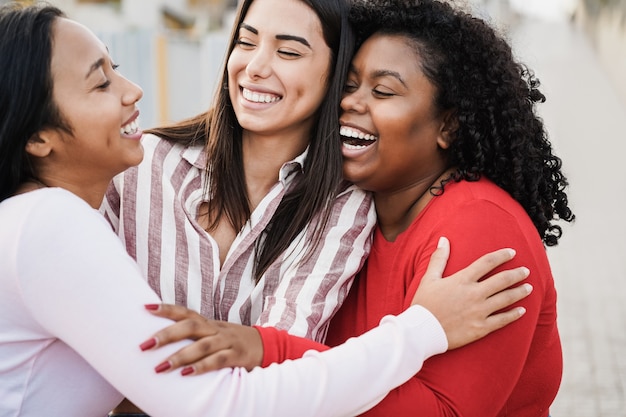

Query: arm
[143,237,529,373]
[16,190,447,417]
[257,184,376,341]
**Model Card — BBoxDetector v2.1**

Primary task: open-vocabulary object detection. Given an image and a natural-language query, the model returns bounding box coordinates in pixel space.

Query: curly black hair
[349,0,574,246]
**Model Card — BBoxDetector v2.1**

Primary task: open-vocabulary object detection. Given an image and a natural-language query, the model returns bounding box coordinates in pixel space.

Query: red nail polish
[181,366,194,376]
[155,361,171,373]
[144,304,159,311]
[139,338,157,351]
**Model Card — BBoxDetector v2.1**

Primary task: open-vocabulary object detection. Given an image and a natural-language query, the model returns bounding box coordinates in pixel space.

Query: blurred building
[5,0,625,125]
[574,0,626,105]
[2,0,239,128]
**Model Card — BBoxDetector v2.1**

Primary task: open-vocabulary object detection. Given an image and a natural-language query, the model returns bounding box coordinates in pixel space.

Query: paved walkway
[507,16,626,417]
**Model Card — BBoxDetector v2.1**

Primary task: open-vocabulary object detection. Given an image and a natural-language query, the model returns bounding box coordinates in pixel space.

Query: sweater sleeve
[255,325,330,367]
[359,199,558,416]
[16,189,448,417]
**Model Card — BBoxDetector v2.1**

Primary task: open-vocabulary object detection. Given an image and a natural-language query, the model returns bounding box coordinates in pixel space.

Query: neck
[373,168,454,242]
[24,175,108,209]
[242,130,308,209]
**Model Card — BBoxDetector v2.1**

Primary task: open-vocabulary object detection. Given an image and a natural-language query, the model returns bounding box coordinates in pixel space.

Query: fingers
[139,305,219,354]
[454,248,517,283]
[145,303,202,321]
[483,305,527,335]
[478,266,530,297]
[155,337,233,375]
[420,237,451,283]
[486,282,533,314]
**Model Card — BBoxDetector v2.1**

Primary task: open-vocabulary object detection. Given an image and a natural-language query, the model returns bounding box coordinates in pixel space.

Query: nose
[245,47,272,80]
[121,76,143,105]
[340,87,367,114]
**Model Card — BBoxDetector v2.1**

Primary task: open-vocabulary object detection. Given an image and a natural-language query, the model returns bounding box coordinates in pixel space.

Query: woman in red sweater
[145,0,574,415]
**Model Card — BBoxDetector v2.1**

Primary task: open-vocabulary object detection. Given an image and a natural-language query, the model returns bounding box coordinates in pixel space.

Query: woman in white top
[0,3,532,417]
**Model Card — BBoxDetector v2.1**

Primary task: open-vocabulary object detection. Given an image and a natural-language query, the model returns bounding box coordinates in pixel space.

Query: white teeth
[343,142,370,150]
[120,119,139,135]
[243,88,281,103]
[340,126,377,141]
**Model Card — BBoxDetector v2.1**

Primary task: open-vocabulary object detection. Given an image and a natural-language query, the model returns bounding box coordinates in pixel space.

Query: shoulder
[337,181,372,202]
[140,133,205,170]
[435,178,527,218]
[10,189,115,256]
[426,178,541,249]
[333,181,374,215]
[27,188,107,228]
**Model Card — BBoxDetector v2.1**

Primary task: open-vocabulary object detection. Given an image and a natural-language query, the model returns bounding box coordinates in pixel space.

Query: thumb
[421,236,450,284]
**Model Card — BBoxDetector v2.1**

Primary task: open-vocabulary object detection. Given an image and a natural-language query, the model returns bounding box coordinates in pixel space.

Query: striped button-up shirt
[102,134,376,341]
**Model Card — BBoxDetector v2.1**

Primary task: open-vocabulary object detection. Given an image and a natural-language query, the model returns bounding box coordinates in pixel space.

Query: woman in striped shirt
[102,0,374,345]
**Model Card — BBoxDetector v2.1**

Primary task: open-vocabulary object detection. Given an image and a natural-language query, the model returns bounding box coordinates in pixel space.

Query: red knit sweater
[257,178,562,416]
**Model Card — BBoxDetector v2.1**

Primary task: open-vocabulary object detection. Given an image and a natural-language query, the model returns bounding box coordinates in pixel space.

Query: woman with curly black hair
[323,0,574,415]
[141,0,572,415]
[264,0,573,415]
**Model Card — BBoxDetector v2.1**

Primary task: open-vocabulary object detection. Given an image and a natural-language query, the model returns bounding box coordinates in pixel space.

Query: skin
[198,0,333,265]
[339,33,453,241]
[23,18,143,208]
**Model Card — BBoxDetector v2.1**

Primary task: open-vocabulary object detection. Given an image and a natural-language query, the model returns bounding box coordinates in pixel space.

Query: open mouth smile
[242,87,282,103]
[340,126,378,149]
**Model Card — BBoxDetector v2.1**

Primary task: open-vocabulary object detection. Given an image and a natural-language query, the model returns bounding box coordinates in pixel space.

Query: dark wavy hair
[0,3,70,203]
[147,0,355,281]
[349,0,574,246]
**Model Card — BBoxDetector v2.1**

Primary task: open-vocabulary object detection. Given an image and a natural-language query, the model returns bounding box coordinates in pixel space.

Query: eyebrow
[364,67,408,89]
[239,23,311,48]
[85,57,105,79]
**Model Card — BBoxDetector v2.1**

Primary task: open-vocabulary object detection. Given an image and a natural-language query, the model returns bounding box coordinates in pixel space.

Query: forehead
[354,34,428,78]
[356,34,419,67]
[50,17,107,75]
[244,0,324,41]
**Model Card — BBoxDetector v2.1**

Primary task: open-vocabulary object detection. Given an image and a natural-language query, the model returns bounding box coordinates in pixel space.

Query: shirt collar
[181,144,308,185]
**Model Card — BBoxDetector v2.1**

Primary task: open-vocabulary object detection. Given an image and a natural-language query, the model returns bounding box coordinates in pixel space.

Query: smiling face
[339,33,452,194]
[40,17,143,185]
[227,0,332,143]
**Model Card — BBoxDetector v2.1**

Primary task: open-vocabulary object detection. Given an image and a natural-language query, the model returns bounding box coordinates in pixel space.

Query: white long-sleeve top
[101,134,377,341]
[0,188,447,417]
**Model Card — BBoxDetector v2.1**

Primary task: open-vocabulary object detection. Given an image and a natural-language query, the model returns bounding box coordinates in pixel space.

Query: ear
[437,110,458,150]
[25,130,55,158]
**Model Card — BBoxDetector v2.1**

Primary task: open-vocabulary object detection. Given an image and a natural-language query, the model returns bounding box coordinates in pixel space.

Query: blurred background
[5,0,625,415]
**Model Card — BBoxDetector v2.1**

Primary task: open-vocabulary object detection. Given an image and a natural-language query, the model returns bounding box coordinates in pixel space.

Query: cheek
[227,47,249,75]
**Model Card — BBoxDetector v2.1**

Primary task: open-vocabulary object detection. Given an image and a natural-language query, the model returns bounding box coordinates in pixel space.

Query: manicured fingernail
[155,361,171,373]
[523,283,533,293]
[507,248,516,257]
[517,306,526,316]
[144,304,160,311]
[139,338,157,351]
[181,366,195,376]
[437,237,448,248]
[520,267,530,277]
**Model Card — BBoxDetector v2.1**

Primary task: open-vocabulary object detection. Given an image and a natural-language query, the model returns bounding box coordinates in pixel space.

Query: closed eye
[373,89,395,98]
[278,49,302,58]
[236,39,255,49]
[97,80,111,90]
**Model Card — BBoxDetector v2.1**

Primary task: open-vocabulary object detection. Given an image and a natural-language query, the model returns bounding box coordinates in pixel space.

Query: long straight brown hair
[147,0,356,281]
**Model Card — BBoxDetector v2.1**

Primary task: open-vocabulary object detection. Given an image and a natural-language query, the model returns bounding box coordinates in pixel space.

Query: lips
[120,110,142,138]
